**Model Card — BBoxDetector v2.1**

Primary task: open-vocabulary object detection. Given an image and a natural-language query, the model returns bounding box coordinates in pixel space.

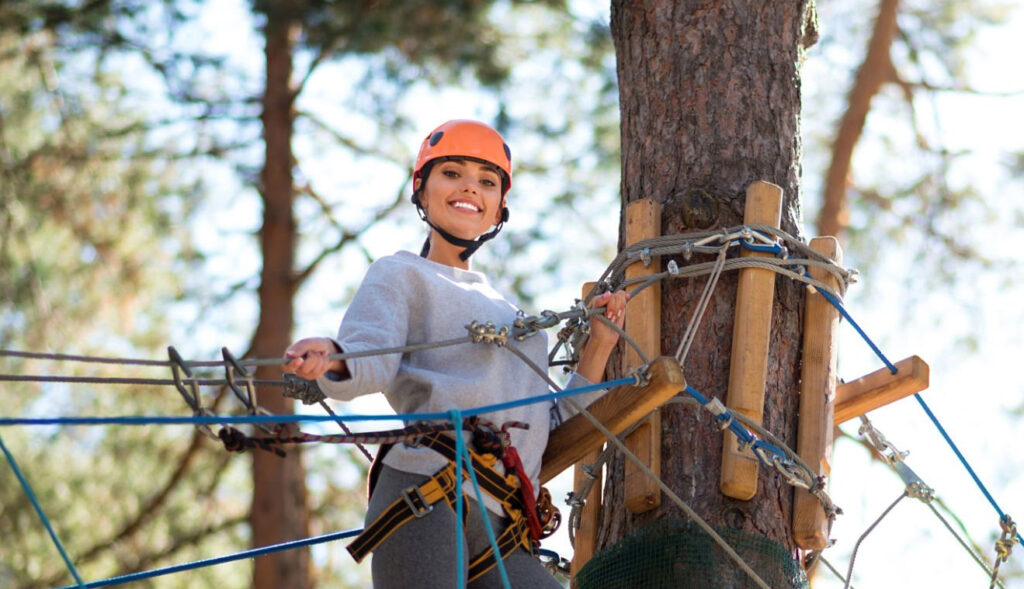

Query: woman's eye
[443,170,459,178]
[481,178,496,187]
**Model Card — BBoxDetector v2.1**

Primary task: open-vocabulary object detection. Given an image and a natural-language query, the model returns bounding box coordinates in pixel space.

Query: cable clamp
[467,321,509,346]
[681,242,693,261]
[282,373,327,405]
[666,259,680,276]
[640,247,652,268]
[702,396,728,418]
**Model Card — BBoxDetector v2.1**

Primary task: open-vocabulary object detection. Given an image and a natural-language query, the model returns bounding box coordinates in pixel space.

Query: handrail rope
[0,378,636,428]
[1,433,86,588]
[843,492,908,589]
[1,224,854,378]
[54,528,362,589]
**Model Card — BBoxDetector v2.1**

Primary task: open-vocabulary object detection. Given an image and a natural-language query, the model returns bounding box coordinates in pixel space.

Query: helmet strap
[413,195,505,261]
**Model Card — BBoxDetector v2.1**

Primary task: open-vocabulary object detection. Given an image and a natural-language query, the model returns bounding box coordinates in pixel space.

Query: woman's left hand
[588,290,630,351]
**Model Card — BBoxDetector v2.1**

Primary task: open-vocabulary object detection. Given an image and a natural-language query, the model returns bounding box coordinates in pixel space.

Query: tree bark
[601,1,815,585]
[251,3,311,588]
[817,0,899,238]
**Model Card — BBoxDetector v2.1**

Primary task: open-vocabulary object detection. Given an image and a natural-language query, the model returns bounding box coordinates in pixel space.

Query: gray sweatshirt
[316,250,603,515]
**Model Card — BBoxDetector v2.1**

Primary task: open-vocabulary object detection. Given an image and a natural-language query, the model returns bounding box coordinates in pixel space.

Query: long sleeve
[315,266,410,402]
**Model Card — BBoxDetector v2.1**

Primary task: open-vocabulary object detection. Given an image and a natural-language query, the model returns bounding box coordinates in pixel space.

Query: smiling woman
[282,119,630,588]
[409,120,514,265]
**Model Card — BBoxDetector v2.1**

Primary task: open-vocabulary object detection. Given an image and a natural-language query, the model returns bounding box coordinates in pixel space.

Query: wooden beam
[570,283,603,580]
[622,198,662,514]
[793,237,842,550]
[834,356,929,424]
[569,447,603,585]
[541,356,685,484]
[720,181,783,500]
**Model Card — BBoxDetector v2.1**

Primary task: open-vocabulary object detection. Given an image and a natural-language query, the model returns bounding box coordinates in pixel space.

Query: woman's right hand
[283,337,346,381]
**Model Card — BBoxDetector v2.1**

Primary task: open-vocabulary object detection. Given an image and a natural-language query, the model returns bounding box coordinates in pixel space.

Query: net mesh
[576,519,809,589]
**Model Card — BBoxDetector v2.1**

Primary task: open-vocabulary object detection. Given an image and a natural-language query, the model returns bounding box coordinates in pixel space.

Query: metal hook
[167,346,200,413]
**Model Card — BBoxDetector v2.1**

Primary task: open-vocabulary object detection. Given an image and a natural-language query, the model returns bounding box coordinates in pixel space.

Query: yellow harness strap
[347,433,534,582]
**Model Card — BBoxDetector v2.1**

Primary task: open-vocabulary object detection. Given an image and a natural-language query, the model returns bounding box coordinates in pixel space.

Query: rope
[989,515,1017,589]
[449,408,512,589]
[843,492,907,589]
[912,393,1024,548]
[558,392,773,589]
[674,244,728,365]
[0,378,636,428]
[925,502,1005,588]
[55,528,361,588]
[1,433,86,588]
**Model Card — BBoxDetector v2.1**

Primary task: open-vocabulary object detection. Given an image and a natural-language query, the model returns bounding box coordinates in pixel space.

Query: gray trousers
[366,465,564,589]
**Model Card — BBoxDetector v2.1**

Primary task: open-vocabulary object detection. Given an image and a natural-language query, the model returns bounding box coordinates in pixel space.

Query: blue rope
[913,393,1024,547]
[453,408,465,587]
[680,386,788,466]
[56,528,361,588]
[0,377,635,428]
[0,433,85,588]
[738,238,785,255]
[817,277,1022,546]
[449,409,512,589]
[813,280,897,375]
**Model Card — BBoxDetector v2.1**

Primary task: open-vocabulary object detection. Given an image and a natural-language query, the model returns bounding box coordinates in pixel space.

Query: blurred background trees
[1,0,1020,587]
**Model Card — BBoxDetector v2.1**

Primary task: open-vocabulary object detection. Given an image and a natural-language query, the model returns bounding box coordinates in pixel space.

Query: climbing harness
[349,425,558,583]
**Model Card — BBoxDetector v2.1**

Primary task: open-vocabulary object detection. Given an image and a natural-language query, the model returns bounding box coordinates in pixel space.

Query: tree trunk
[598,2,816,586]
[251,3,311,588]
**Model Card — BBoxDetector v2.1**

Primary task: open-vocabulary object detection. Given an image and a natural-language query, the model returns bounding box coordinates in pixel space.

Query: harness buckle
[402,485,434,518]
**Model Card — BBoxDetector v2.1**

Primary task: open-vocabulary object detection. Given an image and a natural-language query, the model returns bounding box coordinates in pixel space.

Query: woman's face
[416,159,505,240]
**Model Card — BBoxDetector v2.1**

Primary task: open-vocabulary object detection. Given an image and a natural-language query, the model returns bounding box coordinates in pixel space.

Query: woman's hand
[588,290,630,351]
[283,337,347,381]
[576,290,630,383]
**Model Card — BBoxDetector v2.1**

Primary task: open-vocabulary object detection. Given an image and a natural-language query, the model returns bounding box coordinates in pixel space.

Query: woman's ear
[492,200,507,226]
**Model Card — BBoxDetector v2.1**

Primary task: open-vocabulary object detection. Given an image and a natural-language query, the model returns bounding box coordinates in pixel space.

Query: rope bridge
[1,222,1018,588]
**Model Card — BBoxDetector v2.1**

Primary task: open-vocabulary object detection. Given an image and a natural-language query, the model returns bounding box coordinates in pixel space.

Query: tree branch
[817,0,901,239]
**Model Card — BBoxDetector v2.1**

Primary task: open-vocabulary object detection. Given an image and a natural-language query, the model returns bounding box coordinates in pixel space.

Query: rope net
[575,519,808,589]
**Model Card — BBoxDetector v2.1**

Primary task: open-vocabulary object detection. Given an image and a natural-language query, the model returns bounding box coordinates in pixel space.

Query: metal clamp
[467,321,509,346]
[402,485,434,518]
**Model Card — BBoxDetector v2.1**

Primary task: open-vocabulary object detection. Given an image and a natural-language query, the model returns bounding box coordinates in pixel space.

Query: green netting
[576,519,809,589]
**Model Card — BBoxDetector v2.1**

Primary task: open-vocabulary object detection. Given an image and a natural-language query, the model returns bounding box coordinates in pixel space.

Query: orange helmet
[413,120,512,195]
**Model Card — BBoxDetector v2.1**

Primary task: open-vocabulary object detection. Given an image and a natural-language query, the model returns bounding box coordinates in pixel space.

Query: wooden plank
[570,283,603,580]
[623,198,662,514]
[793,236,842,550]
[570,447,603,585]
[720,180,783,500]
[541,356,686,484]
[834,356,929,424]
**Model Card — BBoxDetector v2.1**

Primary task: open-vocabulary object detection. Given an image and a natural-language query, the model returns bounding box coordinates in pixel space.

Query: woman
[283,120,627,588]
